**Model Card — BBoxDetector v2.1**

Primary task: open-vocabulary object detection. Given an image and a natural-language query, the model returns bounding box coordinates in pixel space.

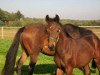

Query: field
[0,26,100,39]
[0,39,99,75]
[0,27,100,75]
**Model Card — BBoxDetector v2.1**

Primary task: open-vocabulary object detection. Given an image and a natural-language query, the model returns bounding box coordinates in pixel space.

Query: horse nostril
[48,46,54,51]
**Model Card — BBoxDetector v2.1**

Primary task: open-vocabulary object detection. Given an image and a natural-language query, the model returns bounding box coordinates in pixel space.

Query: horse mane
[63,24,94,39]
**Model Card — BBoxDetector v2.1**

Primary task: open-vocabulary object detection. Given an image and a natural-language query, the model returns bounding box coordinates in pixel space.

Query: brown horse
[2,23,55,75]
[46,15,100,75]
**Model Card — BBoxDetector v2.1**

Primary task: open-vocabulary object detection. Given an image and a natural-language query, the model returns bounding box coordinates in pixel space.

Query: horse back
[63,24,94,39]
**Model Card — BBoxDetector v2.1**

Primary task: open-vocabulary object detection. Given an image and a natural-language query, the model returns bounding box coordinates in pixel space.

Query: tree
[15,11,24,20]
[0,8,5,21]
[0,8,10,26]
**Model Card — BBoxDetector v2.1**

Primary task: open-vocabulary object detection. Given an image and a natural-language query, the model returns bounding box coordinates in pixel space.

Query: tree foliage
[0,8,10,22]
[0,8,100,27]
[15,11,24,20]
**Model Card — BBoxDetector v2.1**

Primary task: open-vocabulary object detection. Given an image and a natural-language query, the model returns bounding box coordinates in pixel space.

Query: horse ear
[55,14,60,22]
[45,15,50,23]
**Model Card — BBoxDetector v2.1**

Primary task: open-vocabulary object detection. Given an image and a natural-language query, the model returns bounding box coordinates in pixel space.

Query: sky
[0,0,100,20]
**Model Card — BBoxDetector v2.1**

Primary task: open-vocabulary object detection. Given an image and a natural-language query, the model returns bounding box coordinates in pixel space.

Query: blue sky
[0,0,100,20]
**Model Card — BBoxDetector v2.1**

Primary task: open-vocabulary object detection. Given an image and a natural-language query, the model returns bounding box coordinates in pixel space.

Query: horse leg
[95,59,100,75]
[16,50,28,75]
[55,67,64,75]
[65,66,73,75]
[83,65,90,75]
[28,61,36,75]
[28,53,39,75]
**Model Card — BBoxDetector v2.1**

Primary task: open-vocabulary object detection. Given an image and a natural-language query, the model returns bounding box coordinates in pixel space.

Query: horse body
[55,30,94,68]
[2,24,55,75]
[46,15,100,75]
[21,24,49,55]
[55,29,100,75]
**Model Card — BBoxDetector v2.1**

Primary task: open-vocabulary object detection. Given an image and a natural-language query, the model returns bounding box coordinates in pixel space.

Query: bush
[11,20,23,27]
[0,20,4,26]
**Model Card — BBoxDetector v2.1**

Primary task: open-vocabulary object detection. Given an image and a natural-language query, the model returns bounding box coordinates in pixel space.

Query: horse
[2,23,55,75]
[46,15,100,75]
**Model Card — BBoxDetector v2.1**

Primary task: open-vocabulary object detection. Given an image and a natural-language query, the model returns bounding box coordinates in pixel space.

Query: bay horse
[46,15,100,75]
[2,23,55,75]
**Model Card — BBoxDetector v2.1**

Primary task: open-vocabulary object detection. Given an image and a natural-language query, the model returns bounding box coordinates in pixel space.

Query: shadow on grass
[17,64,56,75]
[15,64,97,75]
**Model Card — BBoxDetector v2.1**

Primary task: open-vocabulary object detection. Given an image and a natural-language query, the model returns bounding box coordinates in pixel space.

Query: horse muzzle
[48,37,58,51]
[48,45,55,51]
[48,41,56,51]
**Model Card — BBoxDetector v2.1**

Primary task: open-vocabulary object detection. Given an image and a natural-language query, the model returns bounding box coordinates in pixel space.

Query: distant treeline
[0,8,100,27]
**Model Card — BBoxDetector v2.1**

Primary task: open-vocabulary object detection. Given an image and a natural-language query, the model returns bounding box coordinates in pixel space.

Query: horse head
[45,15,62,50]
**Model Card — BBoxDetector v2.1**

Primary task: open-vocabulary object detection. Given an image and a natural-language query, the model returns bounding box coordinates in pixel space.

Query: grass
[0,39,99,75]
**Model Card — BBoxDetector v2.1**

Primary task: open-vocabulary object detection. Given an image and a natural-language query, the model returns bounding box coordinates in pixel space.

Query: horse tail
[2,27,25,75]
[91,58,96,69]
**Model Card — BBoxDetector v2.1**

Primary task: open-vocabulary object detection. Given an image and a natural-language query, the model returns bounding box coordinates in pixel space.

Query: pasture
[0,26,100,39]
[0,26,100,75]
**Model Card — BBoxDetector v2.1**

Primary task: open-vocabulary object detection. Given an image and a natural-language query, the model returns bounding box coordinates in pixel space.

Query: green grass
[0,39,99,75]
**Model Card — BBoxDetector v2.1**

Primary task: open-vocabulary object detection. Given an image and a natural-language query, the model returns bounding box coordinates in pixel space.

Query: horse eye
[50,26,52,29]
[57,29,60,32]
[57,30,60,32]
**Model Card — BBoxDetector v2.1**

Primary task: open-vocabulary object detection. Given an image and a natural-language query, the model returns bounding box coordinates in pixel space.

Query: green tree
[15,11,24,20]
[0,8,5,22]
[0,8,11,26]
